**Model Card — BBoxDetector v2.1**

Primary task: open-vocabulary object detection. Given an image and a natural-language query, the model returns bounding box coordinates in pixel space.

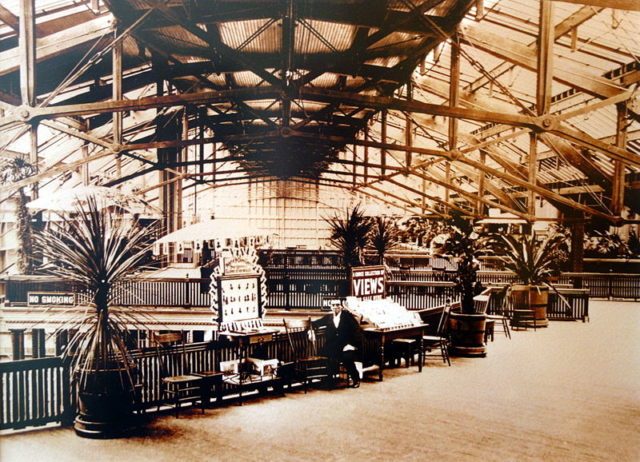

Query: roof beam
[0,3,19,32]
[460,21,625,99]
[466,5,603,93]
[0,15,112,77]
[551,0,640,11]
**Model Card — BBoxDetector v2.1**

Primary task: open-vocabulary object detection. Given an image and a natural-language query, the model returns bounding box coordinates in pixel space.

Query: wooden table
[362,324,428,381]
[221,329,280,403]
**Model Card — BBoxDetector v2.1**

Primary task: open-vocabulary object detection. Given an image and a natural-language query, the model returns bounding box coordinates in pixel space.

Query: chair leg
[504,318,511,339]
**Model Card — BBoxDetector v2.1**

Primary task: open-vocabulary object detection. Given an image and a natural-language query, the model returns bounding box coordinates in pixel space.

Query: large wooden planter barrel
[448,312,487,357]
[510,284,549,328]
[74,367,137,439]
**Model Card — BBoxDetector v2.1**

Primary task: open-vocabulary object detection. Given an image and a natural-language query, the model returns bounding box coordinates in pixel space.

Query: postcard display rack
[346,265,426,380]
[347,265,422,330]
[209,246,280,397]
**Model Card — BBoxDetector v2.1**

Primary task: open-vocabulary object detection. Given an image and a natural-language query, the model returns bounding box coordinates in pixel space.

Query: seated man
[313,298,363,388]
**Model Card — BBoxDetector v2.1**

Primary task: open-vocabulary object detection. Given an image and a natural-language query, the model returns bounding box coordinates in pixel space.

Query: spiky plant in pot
[489,232,568,328]
[36,196,153,438]
[369,216,399,265]
[325,205,372,269]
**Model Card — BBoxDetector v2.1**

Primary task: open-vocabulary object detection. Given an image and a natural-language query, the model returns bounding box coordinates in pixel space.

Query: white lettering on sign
[351,266,385,298]
[27,292,75,306]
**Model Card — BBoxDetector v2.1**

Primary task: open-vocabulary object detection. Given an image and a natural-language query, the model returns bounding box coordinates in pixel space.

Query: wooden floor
[1,300,639,461]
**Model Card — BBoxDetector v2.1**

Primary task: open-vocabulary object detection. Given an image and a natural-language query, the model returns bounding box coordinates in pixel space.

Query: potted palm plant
[441,211,487,357]
[490,232,567,328]
[36,196,153,438]
[369,216,399,265]
[325,205,372,270]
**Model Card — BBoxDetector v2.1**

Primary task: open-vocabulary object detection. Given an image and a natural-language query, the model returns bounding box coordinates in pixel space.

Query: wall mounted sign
[27,292,76,306]
[350,265,386,299]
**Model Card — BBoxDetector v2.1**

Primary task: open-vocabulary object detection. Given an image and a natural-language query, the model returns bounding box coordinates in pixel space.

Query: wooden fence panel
[0,357,72,430]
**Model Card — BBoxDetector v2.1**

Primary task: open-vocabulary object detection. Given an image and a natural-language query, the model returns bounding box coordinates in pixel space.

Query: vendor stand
[346,265,428,380]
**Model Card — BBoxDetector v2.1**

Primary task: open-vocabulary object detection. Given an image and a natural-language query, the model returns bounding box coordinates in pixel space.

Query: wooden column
[528,133,538,217]
[448,32,459,214]
[10,329,25,360]
[19,0,35,107]
[380,109,387,176]
[112,21,123,183]
[81,120,89,186]
[20,0,38,200]
[477,150,486,216]
[405,82,412,175]
[363,127,369,183]
[612,104,627,216]
[448,32,460,152]
[570,214,585,288]
[31,328,46,358]
[530,0,554,219]
[536,0,554,117]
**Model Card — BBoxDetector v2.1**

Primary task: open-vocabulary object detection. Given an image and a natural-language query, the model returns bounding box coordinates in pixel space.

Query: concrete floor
[1,300,639,462]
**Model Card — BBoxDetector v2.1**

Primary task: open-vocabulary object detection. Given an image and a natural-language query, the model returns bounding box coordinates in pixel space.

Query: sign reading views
[350,265,386,299]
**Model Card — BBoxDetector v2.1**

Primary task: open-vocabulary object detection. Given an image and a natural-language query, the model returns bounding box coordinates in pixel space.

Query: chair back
[472,294,490,314]
[436,304,451,337]
[283,318,317,359]
[153,332,187,376]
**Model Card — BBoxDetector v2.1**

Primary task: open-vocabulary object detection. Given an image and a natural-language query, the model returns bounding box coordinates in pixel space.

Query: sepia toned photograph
[0,0,639,461]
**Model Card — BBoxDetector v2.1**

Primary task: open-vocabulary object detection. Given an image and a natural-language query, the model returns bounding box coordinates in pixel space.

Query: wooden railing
[3,270,636,311]
[0,357,74,430]
[0,331,317,431]
[485,286,589,322]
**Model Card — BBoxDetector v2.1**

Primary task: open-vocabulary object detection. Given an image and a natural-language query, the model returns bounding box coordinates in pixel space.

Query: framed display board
[216,274,262,324]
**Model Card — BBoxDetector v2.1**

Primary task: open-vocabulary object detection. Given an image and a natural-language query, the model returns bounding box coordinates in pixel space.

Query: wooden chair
[486,288,511,340]
[422,304,451,366]
[283,318,330,393]
[153,332,203,417]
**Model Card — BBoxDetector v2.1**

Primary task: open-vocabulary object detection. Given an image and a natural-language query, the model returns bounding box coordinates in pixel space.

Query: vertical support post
[570,215,584,288]
[536,0,554,117]
[380,109,387,176]
[531,0,553,220]
[352,146,357,187]
[448,32,460,153]
[447,31,459,215]
[477,151,486,216]
[612,104,627,216]
[421,176,427,214]
[475,0,484,20]
[19,0,35,107]
[55,330,69,356]
[10,329,25,360]
[444,164,451,214]
[20,0,37,201]
[528,133,538,217]
[112,20,123,183]
[81,120,90,186]
[405,82,412,175]
[363,127,369,183]
[31,328,46,358]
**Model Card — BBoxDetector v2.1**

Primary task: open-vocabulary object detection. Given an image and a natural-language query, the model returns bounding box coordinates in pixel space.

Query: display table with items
[345,297,427,380]
[219,328,283,403]
[208,246,283,403]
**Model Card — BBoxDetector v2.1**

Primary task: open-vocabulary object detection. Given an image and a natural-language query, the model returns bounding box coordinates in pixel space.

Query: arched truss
[0,0,639,224]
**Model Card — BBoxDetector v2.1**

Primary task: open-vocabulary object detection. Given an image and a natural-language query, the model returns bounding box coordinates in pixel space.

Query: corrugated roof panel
[296,20,355,54]
[219,19,281,53]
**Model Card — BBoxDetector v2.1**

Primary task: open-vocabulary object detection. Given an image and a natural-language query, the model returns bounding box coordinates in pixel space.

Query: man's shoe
[349,379,360,388]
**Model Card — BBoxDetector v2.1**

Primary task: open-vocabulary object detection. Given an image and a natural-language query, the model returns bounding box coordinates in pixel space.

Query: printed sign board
[350,265,386,299]
[27,292,76,306]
